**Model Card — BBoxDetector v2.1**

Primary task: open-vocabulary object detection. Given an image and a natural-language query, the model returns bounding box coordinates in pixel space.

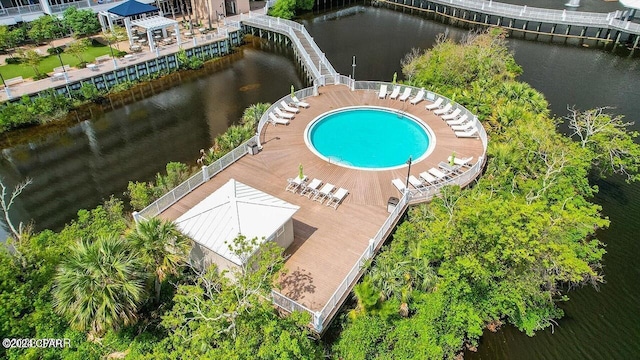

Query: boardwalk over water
[382,0,640,46]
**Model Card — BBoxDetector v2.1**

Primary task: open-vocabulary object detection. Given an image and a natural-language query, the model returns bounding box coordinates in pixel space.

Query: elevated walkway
[237,11,338,82]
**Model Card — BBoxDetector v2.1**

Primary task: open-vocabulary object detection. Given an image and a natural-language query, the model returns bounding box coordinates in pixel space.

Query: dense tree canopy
[62,7,101,38]
[334,30,638,359]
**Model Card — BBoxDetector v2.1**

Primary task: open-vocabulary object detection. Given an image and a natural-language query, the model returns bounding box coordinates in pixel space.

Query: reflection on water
[0,40,305,232]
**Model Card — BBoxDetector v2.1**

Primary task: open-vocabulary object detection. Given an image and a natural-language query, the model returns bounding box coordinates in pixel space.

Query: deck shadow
[278,267,316,301]
[286,218,317,255]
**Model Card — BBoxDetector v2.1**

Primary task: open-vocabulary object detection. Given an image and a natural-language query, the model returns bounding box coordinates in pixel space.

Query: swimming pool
[305,107,434,170]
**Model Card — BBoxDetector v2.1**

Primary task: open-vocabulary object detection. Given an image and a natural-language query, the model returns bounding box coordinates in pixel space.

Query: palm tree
[127,218,191,302]
[53,236,146,336]
[241,102,271,129]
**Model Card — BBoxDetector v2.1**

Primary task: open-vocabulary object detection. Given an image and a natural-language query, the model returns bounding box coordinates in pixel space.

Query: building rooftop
[175,178,299,266]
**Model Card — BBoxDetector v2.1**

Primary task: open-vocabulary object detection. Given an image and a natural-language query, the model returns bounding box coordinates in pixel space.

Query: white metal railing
[241,13,337,79]
[137,138,253,219]
[242,16,323,80]
[388,0,640,34]
[0,3,41,17]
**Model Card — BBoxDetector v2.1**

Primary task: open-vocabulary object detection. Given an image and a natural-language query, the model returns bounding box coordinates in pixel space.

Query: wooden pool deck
[158,84,484,312]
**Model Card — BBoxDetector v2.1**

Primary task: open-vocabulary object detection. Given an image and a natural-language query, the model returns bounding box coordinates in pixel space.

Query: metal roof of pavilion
[175,179,299,266]
[108,0,158,17]
[131,15,178,31]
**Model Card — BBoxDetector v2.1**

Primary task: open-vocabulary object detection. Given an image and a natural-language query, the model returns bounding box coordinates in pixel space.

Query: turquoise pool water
[307,108,431,170]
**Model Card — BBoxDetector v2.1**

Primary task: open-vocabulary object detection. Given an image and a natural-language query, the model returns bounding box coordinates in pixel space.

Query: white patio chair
[286,176,307,193]
[433,103,452,115]
[291,95,310,108]
[389,85,401,99]
[326,188,348,209]
[313,183,335,203]
[425,97,444,110]
[280,100,300,113]
[398,87,412,101]
[269,112,289,126]
[300,178,322,197]
[392,178,407,193]
[455,128,479,138]
[410,89,425,105]
[275,107,295,119]
[442,108,461,120]
[446,114,469,126]
[378,84,388,99]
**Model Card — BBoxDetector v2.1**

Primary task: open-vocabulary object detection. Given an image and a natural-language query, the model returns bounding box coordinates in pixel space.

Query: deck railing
[240,13,337,79]
[136,138,254,220]
[242,15,323,81]
[388,0,640,34]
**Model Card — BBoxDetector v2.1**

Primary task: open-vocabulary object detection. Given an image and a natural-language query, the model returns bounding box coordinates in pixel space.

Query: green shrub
[5,57,20,64]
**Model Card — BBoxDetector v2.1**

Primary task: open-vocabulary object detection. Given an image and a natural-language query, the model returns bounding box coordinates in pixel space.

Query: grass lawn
[0,41,114,80]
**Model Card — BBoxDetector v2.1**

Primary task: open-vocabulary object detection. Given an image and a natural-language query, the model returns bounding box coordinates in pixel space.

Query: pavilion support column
[125,17,134,47]
[98,13,107,33]
[175,24,182,47]
[107,13,115,32]
[148,29,155,52]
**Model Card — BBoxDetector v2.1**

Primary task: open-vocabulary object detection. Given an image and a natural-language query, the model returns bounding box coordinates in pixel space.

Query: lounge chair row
[268,98,310,126]
[392,156,475,194]
[285,177,349,209]
[425,98,480,138]
[378,85,426,104]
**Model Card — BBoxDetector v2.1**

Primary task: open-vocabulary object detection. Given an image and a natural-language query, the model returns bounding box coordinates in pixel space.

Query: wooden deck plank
[158,85,484,312]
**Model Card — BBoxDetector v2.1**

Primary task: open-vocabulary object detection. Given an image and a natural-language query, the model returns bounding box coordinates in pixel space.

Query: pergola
[98,0,181,52]
[131,16,182,52]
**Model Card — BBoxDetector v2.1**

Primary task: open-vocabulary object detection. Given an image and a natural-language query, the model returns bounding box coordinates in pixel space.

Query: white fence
[240,13,338,79]
[391,0,640,34]
[136,138,254,220]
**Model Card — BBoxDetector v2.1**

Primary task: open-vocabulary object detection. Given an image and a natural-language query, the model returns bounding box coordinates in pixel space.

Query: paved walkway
[0,8,266,102]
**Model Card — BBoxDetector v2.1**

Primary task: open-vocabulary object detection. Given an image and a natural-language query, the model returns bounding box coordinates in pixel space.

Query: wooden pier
[381,0,640,49]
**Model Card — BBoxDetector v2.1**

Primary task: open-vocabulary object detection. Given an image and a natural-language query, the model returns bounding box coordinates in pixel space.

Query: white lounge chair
[378,84,388,99]
[419,171,438,185]
[408,175,427,193]
[447,156,474,167]
[389,86,401,99]
[441,108,461,120]
[280,101,300,113]
[275,107,295,119]
[326,188,348,209]
[455,128,479,138]
[286,176,307,193]
[300,178,322,197]
[392,178,407,193]
[433,103,452,115]
[451,123,475,132]
[446,114,469,126]
[439,161,461,174]
[398,87,412,101]
[313,183,334,203]
[410,89,425,105]
[425,97,444,110]
[291,95,310,108]
[428,167,449,180]
[269,112,290,126]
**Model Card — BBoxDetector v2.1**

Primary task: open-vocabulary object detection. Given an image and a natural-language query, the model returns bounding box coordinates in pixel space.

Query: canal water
[0,4,638,359]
